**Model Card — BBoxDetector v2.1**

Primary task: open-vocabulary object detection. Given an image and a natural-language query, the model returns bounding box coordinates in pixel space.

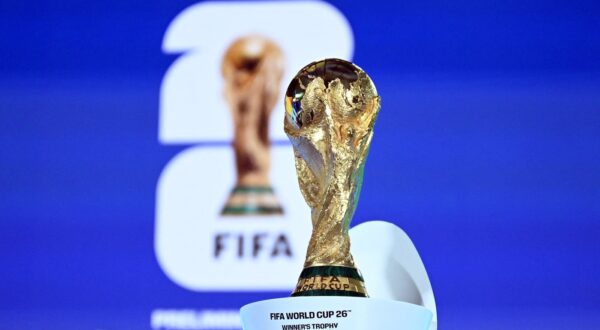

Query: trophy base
[240,297,432,330]
[292,265,367,297]
[221,185,284,216]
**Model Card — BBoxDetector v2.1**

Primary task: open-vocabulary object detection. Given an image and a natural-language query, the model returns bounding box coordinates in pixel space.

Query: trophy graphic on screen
[220,36,285,216]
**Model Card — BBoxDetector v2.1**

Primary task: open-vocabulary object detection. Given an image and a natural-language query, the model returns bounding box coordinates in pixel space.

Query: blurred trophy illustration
[284,59,379,296]
[220,36,285,216]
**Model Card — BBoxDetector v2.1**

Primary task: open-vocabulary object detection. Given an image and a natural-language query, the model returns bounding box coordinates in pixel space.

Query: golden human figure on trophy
[285,59,380,296]
[220,36,285,216]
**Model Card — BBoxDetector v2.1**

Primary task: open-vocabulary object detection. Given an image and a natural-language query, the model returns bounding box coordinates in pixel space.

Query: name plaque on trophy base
[240,297,432,330]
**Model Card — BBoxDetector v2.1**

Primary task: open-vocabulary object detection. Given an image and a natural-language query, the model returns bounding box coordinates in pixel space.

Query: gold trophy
[220,36,285,216]
[284,59,380,296]
[240,58,435,330]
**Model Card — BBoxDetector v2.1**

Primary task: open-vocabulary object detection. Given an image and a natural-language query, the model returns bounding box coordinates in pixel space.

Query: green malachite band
[299,266,364,282]
[291,290,367,297]
[221,206,283,215]
[232,186,274,193]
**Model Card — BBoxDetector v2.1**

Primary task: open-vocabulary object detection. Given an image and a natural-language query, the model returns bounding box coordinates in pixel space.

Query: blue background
[1,0,599,329]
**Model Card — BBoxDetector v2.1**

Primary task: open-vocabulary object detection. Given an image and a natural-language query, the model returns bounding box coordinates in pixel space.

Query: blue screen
[1,1,599,329]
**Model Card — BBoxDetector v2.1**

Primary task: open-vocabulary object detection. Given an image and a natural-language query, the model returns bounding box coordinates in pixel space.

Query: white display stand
[241,221,437,330]
[241,297,432,330]
[350,221,437,329]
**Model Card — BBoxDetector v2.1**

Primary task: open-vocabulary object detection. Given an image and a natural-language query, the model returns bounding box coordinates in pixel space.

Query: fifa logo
[155,1,353,291]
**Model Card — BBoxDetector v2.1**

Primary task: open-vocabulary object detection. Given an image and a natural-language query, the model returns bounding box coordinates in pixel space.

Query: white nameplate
[241,297,432,330]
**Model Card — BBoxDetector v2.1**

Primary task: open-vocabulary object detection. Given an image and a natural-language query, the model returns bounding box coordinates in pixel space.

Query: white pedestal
[240,297,433,330]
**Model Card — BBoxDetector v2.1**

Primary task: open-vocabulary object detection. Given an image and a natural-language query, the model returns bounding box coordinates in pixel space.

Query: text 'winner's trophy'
[240,59,437,330]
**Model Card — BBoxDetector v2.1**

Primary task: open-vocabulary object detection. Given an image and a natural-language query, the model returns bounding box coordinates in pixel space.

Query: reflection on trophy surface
[284,59,380,296]
[220,36,285,216]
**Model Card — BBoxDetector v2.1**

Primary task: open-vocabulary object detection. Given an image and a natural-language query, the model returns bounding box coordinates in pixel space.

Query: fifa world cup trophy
[284,59,380,296]
[221,36,285,216]
[240,58,435,330]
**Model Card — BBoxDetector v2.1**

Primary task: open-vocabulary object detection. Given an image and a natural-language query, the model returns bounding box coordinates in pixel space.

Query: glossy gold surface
[284,59,380,268]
